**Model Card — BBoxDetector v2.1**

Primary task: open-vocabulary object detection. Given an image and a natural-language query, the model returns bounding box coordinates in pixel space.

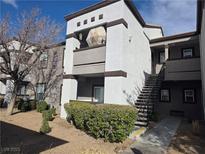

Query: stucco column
[165,44,169,60]
[104,24,127,105]
[60,36,80,118]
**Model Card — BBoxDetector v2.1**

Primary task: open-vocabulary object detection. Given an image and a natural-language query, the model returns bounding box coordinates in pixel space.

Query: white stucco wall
[200,3,205,119]
[60,38,79,118]
[144,27,163,39]
[66,1,124,34]
[104,1,153,105]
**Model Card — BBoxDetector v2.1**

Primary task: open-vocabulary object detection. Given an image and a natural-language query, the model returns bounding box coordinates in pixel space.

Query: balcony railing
[73,44,106,75]
[165,57,201,81]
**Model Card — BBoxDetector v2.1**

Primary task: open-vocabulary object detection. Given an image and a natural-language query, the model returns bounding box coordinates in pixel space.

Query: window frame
[160,89,171,102]
[36,83,46,101]
[99,14,103,20]
[183,88,196,104]
[181,47,194,59]
[77,22,81,27]
[83,19,87,25]
[17,84,27,96]
[91,17,95,22]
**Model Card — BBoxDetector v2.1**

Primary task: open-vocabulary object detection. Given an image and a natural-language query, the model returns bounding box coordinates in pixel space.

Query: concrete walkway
[123,117,181,154]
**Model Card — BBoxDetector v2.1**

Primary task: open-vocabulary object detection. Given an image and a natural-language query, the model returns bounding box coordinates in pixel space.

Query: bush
[64,101,137,142]
[30,100,37,110]
[36,101,49,112]
[18,99,31,112]
[50,107,57,116]
[40,119,51,134]
[42,110,53,121]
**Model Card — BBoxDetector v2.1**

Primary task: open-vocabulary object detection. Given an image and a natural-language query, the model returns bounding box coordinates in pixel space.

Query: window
[93,86,104,103]
[77,22,81,27]
[36,83,46,101]
[83,19,87,25]
[182,48,193,58]
[17,84,26,95]
[184,89,195,103]
[159,51,165,64]
[160,89,170,102]
[52,53,58,68]
[91,17,95,22]
[40,52,48,68]
[99,14,103,20]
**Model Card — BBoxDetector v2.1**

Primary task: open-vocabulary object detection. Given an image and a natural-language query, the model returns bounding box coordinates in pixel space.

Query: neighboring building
[0,40,65,112]
[61,0,205,126]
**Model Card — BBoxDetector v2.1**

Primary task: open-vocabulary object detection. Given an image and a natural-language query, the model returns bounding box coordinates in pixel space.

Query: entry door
[93,86,104,103]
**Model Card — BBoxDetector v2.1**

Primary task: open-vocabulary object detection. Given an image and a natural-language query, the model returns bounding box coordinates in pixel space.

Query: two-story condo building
[61,0,205,126]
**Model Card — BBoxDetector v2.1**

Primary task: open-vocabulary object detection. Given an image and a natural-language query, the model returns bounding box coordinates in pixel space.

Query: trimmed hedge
[36,101,50,112]
[64,101,137,142]
[40,119,51,134]
[42,110,53,121]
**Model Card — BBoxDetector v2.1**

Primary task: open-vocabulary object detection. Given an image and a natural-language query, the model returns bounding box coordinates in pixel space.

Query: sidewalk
[122,117,181,154]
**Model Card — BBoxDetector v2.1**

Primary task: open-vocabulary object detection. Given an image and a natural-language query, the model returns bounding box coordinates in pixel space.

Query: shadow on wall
[123,71,151,106]
[0,121,68,154]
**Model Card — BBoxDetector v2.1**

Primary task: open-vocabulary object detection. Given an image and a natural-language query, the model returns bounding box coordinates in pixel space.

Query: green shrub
[50,107,57,116]
[42,110,53,121]
[36,101,49,112]
[30,100,37,110]
[64,101,137,142]
[40,119,51,134]
[18,99,31,112]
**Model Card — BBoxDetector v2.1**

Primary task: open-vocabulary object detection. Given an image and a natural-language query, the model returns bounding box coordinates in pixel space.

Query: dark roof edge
[123,0,146,26]
[64,0,155,28]
[64,0,120,21]
[150,31,198,44]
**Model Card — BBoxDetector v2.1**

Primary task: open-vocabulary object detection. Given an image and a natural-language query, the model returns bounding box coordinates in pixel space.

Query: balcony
[165,58,201,81]
[73,45,106,75]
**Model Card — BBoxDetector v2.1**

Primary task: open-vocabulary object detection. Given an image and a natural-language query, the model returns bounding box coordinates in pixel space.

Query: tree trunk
[7,84,17,115]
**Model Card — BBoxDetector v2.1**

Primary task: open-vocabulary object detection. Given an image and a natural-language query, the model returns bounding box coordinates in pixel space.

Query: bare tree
[0,8,61,115]
[28,49,63,103]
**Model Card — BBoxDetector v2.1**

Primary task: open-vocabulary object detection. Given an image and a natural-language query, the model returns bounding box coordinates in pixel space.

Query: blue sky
[0,0,197,41]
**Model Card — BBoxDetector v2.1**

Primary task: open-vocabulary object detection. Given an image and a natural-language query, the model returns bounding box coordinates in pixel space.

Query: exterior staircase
[135,74,163,127]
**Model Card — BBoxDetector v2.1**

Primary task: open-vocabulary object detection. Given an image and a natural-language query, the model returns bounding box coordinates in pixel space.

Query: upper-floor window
[182,48,193,58]
[52,53,58,68]
[184,89,195,103]
[99,14,103,20]
[160,89,170,102]
[77,22,81,27]
[40,52,48,68]
[84,19,87,25]
[91,17,95,22]
[159,51,165,64]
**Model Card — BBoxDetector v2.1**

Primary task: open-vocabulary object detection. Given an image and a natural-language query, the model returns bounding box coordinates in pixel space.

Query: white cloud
[139,0,196,36]
[2,0,18,9]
